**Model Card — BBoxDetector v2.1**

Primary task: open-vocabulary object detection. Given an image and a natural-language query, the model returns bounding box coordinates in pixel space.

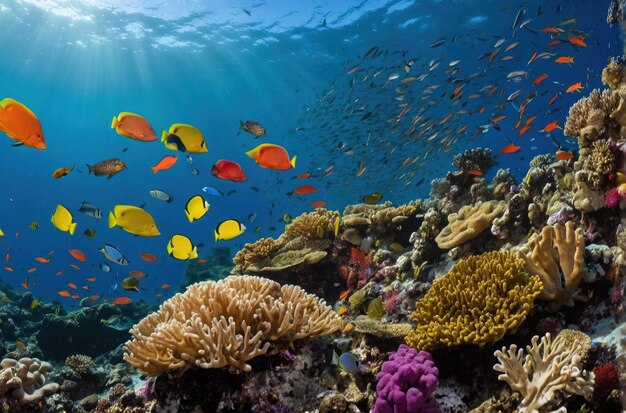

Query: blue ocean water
[0,0,620,308]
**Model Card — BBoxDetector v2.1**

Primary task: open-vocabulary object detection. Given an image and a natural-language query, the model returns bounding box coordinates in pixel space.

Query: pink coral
[382,289,404,314]
[605,187,623,208]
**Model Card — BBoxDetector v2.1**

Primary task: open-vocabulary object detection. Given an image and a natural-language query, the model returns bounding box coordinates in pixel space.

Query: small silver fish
[150,189,173,203]
[78,202,103,219]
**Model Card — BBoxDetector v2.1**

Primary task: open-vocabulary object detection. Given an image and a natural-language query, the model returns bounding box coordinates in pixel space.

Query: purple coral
[372,344,439,413]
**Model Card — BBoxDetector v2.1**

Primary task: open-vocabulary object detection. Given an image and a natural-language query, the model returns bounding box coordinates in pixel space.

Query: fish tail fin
[190,247,198,259]
[290,155,297,168]
[214,231,219,242]
[185,210,193,223]
[151,166,158,174]
[111,116,119,129]
[107,211,117,229]
[86,164,93,175]
[239,120,244,129]
[160,130,168,143]
[69,222,77,236]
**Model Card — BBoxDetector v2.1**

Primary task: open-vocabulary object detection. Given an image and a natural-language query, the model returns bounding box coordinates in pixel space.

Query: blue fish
[332,350,360,374]
[202,186,224,197]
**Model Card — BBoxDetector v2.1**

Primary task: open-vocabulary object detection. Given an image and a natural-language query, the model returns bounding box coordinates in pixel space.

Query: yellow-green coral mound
[123,275,341,376]
[406,251,543,351]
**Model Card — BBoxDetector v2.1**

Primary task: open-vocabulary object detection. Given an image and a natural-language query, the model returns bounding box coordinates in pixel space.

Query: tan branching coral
[602,57,626,92]
[65,354,93,375]
[435,200,506,249]
[493,330,594,413]
[564,89,621,145]
[124,275,341,376]
[284,208,340,239]
[352,315,412,339]
[233,237,285,273]
[405,251,542,351]
[583,139,616,175]
[342,201,420,226]
[518,221,585,311]
[0,357,59,406]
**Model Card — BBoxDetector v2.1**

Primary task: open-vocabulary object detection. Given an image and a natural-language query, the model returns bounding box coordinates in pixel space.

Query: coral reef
[435,200,506,249]
[372,344,438,413]
[124,275,341,375]
[406,251,542,350]
[493,330,594,413]
[0,357,59,406]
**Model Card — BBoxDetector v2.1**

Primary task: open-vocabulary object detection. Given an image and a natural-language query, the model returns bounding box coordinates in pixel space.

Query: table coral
[0,357,59,406]
[493,330,594,413]
[518,221,585,311]
[372,344,439,413]
[435,200,506,249]
[405,251,542,351]
[123,275,341,376]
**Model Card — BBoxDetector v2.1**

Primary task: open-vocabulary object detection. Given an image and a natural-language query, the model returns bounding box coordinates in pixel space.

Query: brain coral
[405,251,542,351]
[124,275,341,376]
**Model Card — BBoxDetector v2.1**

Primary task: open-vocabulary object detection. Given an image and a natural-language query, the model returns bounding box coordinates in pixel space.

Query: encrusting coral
[0,357,59,406]
[233,237,286,273]
[123,275,341,376]
[405,251,542,351]
[435,200,506,249]
[493,330,594,413]
[518,221,585,311]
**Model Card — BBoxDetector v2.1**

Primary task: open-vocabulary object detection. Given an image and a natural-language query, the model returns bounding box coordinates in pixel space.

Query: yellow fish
[51,204,76,235]
[167,234,198,260]
[0,229,4,236]
[108,205,160,237]
[161,124,207,154]
[184,195,210,223]
[121,276,140,292]
[214,219,246,241]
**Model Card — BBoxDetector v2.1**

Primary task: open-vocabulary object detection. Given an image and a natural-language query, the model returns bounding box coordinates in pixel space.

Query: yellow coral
[583,139,615,176]
[435,200,506,249]
[564,89,621,145]
[602,57,626,91]
[518,221,585,311]
[405,251,542,351]
[233,237,285,273]
[284,208,340,239]
[124,275,341,376]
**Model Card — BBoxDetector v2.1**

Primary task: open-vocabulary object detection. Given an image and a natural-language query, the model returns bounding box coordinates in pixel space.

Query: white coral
[0,358,59,406]
[493,331,594,413]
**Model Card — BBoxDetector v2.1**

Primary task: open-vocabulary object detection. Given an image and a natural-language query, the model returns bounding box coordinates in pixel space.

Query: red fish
[289,185,319,195]
[113,296,132,305]
[245,143,296,171]
[310,201,328,208]
[295,172,311,179]
[539,27,561,33]
[548,40,563,47]
[27,267,37,273]
[58,290,71,297]
[68,282,78,290]
[518,125,531,137]
[20,278,28,290]
[541,120,561,133]
[150,155,178,174]
[556,150,575,160]
[35,257,50,263]
[500,143,521,154]
[69,264,80,271]
[567,35,587,47]
[86,277,96,282]
[0,98,46,149]
[339,290,351,300]
[566,82,583,93]
[211,160,247,182]
[532,73,549,86]
[555,56,574,64]
[527,51,538,65]
[139,252,158,262]
[129,270,146,278]
[68,248,87,262]
[466,169,483,176]
[548,92,560,105]
[161,284,170,289]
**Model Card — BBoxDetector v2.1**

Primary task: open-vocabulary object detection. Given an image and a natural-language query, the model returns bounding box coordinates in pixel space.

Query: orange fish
[197,259,207,264]
[518,125,531,137]
[566,82,583,93]
[440,114,453,125]
[555,56,574,64]
[556,150,575,161]
[567,35,587,47]
[289,185,319,195]
[129,270,146,278]
[499,143,521,154]
[295,172,311,179]
[338,307,349,316]
[113,296,132,305]
[14,341,25,348]
[71,295,80,299]
[68,282,78,290]
[4,254,8,263]
[139,252,158,262]
[310,201,328,208]
[68,249,87,262]
[150,155,178,174]
[548,40,563,47]
[541,120,560,133]
[356,166,366,177]
[35,257,50,263]
[111,112,158,142]
[2,297,9,302]
[20,278,28,290]
[86,277,97,282]
[343,322,355,333]
[27,268,37,273]
[3,267,12,272]
[491,115,506,123]
[161,284,170,289]
[339,290,351,300]
[525,116,537,125]
[69,264,80,271]
[245,143,296,171]
[211,159,247,182]
[0,98,46,149]
[81,286,90,291]
[465,169,483,176]
[90,295,100,301]
[527,51,538,65]
[548,92,560,105]
[532,73,549,86]
[539,27,561,33]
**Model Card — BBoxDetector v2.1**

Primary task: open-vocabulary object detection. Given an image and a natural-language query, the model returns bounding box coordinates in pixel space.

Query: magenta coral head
[605,187,623,208]
[373,344,439,413]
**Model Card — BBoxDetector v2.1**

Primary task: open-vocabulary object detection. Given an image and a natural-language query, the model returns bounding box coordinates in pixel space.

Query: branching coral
[65,354,93,375]
[284,208,340,239]
[124,275,341,376]
[233,237,286,273]
[602,57,626,92]
[518,221,585,311]
[564,88,621,145]
[435,200,506,249]
[0,357,59,406]
[405,251,542,351]
[583,139,616,176]
[493,330,594,413]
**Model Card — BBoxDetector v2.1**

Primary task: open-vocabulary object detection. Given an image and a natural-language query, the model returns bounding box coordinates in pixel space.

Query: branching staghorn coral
[564,88,620,146]
[518,221,585,311]
[124,275,341,376]
[435,200,506,249]
[0,357,59,406]
[493,330,594,413]
[405,251,542,351]
[65,354,93,375]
